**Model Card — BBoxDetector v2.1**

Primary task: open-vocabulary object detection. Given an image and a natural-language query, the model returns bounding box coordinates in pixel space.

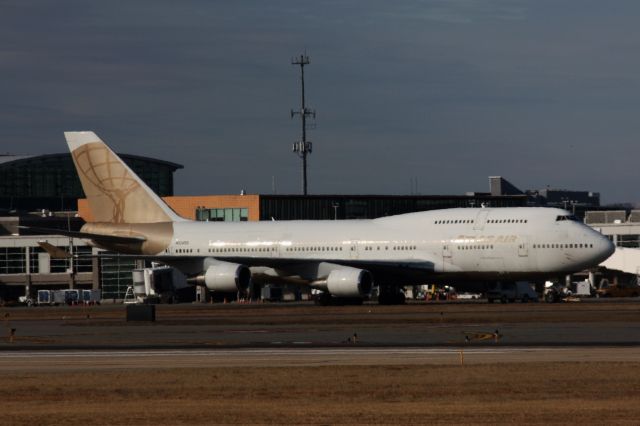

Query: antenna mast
[291,53,315,195]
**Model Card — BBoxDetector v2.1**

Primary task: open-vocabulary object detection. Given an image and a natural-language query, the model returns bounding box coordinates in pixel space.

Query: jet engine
[193,262,251,293]
[325,268,373,298]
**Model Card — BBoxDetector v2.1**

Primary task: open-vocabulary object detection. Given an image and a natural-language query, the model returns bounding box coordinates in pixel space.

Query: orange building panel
[164,195,260,221]
[78,195,260,222]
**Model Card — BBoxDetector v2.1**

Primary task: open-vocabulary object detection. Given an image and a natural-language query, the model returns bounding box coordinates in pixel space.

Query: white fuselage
[159,207,614,281]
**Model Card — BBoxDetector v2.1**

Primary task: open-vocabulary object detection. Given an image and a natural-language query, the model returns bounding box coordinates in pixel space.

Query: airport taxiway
[0,301,639,350]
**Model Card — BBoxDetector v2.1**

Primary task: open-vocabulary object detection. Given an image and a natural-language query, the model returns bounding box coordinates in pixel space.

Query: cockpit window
[556,215,579,222]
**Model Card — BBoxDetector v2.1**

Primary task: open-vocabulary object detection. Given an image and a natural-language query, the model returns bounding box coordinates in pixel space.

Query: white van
[487,281,538,303]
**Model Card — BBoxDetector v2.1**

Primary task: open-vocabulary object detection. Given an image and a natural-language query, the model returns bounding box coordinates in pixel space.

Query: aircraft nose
[594,234,615,263]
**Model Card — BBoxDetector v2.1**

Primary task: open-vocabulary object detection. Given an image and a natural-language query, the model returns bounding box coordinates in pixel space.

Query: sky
[1,0,640,204]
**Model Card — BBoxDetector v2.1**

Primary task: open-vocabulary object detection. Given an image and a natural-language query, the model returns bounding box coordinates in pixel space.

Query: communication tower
[291,53,316,195]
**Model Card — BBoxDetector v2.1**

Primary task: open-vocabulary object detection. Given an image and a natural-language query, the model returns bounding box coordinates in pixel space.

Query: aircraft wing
[202,256,436,284]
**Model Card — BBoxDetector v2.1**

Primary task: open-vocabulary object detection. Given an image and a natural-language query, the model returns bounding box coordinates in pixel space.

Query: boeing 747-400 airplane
[51,132,614,304]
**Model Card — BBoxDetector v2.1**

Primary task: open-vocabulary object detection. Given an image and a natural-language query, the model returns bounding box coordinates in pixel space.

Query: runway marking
[1,347,639,370]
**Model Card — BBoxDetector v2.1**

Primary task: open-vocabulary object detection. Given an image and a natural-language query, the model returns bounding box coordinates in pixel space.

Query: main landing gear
[314,292,364,306]
[377,286,406,305]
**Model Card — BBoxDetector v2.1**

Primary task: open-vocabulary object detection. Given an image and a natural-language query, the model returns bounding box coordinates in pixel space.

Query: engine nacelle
[196,262,251,293]
[326,268,373,298]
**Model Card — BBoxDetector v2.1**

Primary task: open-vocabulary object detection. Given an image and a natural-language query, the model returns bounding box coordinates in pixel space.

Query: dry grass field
[3,362,640,425]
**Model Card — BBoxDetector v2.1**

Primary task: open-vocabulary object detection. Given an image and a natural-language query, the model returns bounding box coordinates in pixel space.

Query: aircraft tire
[315,292,332,306]
[378,291,405,305]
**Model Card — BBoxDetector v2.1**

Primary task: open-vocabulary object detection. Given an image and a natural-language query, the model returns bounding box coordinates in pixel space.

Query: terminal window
[617,234,640,248]
[196,208,249,222]
[0,248,26,274]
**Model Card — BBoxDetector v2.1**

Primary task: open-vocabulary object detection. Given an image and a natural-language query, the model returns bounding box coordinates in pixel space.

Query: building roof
[0,154,32,165]
[0,153,183,170]
[259,193,526,200]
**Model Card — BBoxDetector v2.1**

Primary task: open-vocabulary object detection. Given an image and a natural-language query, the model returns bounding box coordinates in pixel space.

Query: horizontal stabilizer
[37,241,72,259]
[18,226,147,244]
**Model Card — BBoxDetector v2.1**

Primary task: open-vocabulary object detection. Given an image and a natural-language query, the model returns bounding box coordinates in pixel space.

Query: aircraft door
[349,242,358,259]
[473,210,490,231]
[443,243,452,270]
[518,237,529,257]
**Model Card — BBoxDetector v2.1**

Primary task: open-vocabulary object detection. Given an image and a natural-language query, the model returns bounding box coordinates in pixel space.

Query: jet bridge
[600,247,640,276]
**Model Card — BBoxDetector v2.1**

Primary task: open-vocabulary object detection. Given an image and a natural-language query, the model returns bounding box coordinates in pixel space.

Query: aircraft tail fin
[65,131,184,224]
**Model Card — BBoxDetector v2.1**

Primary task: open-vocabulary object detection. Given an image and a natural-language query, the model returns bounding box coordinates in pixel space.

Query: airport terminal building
[0,152,181,213]
[0,151,181,302]
[79,193,527,223]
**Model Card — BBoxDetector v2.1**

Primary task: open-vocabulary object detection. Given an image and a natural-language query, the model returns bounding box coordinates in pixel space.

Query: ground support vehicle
[544,285,571,303]
[487,281,538,303]
[596,281,640,298]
